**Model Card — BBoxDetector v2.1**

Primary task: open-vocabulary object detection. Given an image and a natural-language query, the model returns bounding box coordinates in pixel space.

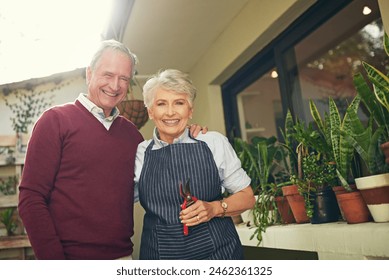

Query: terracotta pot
[355,173,389,222]
[336,191,372,224]
[281,185,310,224]
[332,185,357,221]
[274,196,295,224]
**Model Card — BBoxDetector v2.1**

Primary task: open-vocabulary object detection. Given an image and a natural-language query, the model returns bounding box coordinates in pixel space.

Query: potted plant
[234,136,292,244]
[287,114,341,224]
[279,110,310,224]
[310,97,371,224]
[117,80,149,129]
[346,32,389,222]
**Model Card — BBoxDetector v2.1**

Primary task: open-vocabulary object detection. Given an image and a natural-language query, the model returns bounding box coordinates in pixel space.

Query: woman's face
[148,88,193,143]
[86,49,132,117]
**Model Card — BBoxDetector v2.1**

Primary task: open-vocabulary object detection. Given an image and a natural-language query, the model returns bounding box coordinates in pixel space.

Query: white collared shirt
[134,128,251,202]
[77,93,120,130]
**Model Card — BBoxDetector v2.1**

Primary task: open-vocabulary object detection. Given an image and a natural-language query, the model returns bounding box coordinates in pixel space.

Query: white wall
[0,74,86,135]
[189,0,316,134]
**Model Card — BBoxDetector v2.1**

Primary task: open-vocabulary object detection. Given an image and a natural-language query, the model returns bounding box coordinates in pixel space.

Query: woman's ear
[147,108,153,120]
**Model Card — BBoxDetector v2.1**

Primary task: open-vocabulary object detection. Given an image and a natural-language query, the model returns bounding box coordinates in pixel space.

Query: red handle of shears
[181,197,198,236]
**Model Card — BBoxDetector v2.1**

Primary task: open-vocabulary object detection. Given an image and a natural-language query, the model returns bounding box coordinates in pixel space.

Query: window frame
[221,0,352,141]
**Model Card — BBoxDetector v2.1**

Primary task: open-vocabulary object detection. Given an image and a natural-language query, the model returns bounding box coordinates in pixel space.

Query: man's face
[86,49,132,117]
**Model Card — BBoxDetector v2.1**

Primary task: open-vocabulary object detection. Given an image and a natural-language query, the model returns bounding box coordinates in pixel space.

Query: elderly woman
[134,69,255,260]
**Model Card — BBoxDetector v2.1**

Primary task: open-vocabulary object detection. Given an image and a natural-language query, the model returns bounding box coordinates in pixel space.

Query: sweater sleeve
[18,109,66,259]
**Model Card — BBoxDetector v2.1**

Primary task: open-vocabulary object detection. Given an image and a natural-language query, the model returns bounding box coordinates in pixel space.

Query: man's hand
[188,124,208,138]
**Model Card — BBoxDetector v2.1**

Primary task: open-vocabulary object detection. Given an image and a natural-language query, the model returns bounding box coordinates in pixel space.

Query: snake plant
[347,33,389,175]
[309,96,361,191]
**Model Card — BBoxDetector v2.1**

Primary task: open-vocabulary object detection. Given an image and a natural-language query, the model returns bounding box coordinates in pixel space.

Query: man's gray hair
[89,39,138,78]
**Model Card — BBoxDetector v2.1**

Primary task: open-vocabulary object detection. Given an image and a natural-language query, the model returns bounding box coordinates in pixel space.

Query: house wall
[188,0,316,135]
[0,73,86,135]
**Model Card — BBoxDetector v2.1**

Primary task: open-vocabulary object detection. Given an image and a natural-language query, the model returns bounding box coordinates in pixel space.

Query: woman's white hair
[142,69,197,108]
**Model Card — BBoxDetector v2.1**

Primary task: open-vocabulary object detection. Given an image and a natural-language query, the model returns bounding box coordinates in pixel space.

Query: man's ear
[86,67,92,85]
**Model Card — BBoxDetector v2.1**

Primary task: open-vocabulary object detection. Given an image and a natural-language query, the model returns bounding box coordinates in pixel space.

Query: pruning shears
[179,178,198,236]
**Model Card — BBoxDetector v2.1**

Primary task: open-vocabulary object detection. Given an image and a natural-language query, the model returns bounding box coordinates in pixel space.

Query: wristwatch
[220,200,228,218]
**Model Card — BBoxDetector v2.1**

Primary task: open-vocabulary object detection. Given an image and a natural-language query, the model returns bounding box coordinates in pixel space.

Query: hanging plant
[118,77,149,129]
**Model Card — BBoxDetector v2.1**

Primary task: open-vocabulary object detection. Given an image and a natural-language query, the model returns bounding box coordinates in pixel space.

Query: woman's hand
[179,186,255,226]
[179,200,219,226]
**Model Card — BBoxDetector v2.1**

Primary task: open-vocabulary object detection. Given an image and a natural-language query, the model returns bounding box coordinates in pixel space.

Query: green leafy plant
[309,96,361,191]
[4,90,54,134]
[291,152,337,218]
[278,110,298,182]
[342,108,389,175]
[234,136,289,244]
[289,118,337,218]
[0,208,18,236]
[0,176,18,195]
[348,32,389,175]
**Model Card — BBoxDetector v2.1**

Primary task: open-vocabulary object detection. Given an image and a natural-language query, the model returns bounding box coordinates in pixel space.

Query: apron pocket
[155,223,215,260]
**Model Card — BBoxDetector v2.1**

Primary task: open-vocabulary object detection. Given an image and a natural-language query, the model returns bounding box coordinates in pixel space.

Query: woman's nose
[166,105,175,115]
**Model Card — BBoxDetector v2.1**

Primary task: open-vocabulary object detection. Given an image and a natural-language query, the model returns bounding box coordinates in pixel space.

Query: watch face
[222,202,228,209]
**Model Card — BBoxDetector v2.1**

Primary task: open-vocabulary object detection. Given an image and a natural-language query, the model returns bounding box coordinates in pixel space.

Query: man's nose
[110,77,120,91]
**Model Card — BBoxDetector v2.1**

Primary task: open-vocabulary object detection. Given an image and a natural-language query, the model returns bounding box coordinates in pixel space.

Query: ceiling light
[363,6,372,15]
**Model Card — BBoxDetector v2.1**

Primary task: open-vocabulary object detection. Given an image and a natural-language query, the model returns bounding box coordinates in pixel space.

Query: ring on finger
[196,215,200,222]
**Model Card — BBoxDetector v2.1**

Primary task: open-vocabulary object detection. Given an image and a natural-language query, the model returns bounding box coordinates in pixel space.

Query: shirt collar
[77,93,120,121]
[152,127,190,148]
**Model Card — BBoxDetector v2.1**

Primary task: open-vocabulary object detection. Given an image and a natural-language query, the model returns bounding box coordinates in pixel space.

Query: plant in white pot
[346,32,389,222]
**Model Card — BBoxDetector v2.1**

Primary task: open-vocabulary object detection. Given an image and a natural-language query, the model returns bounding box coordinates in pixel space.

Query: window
[222,0,387,143]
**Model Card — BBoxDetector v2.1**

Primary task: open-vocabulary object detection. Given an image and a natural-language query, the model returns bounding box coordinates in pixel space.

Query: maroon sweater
[18,101,143,259]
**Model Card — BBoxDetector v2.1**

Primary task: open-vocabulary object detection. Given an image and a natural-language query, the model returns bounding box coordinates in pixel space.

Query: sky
[0,0,113,85]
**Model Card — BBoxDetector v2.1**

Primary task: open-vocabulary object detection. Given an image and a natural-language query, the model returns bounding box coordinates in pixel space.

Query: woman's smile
[162,119,180,126]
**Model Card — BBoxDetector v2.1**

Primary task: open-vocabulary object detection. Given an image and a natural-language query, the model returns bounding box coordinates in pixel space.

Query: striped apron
[138,139,243,260]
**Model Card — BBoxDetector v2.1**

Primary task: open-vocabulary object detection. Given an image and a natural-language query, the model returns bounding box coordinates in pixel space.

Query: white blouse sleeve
[196,132,251,194]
